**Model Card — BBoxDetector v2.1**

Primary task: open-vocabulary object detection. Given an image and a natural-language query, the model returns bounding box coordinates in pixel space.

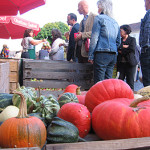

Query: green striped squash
[58,92,79,107]
[0,93,13,112]
[33,94,60,124]
[12,86,37,113]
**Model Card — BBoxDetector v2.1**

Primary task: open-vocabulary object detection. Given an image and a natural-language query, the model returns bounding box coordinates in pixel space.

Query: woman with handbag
[21,29,46,59]
[117,24,137,90]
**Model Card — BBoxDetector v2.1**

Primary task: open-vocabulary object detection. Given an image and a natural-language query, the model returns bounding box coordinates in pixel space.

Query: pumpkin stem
[129,96,150,108]
[13,91,29,118]
[76,86,81,95]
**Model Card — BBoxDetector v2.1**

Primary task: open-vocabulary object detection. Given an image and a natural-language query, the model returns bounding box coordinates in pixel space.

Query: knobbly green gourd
[12,85,37,113]
[47,117,86,143]
[58,92,79,107]
[33,94,60,124]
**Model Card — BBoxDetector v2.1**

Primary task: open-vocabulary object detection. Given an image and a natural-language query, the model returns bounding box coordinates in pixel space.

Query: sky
[0,0,147,52]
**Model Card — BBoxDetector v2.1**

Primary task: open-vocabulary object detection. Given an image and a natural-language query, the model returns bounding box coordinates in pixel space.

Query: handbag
[126,52,138,66]
[84,38,90,52]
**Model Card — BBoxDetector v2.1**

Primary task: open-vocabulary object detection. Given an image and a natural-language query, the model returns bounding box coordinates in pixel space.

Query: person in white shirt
[49,29,65,60]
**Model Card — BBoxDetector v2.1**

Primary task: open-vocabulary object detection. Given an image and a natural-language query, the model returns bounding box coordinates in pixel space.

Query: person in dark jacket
[117,25,137,90]
[67,13,79,62]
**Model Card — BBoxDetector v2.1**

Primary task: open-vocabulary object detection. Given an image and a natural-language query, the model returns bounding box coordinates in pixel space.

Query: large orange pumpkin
[57,102,91,138]
[92,96,150,140]
[85,79,134,112]
[0,92,46,148]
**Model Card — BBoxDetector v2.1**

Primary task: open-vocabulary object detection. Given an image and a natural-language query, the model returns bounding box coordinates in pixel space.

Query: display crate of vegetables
[23,59,93,90]
[2,79,150,149]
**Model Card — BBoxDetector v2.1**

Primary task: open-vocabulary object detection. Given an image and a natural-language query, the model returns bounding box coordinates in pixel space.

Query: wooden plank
[23,80,93,89]
[0,62,9,93]
[24,60,93,70]
[24,70,93,80]
[0,58,20,71]
[9,72,18,82]
[46,137,150,150]
[9,82,18,93]
[2,148,40,150]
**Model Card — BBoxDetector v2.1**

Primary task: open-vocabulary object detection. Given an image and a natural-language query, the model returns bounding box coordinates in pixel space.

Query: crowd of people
[1,0,150,90]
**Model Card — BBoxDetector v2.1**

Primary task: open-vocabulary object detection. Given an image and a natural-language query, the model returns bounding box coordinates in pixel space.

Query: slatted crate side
[0,58,20,93]
[0,62,9,93]
[23,60,94,90]
[23,59,93,70]
[24,79,93,89]
[45,137,150,150]
[24,70,93,80]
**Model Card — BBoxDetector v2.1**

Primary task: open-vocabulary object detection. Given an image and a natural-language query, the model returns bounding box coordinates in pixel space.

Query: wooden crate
[0,62,9,93]
[5,135,150,150]
[0,58,21,93]
[45,136,150,150]
[23,60,94,90]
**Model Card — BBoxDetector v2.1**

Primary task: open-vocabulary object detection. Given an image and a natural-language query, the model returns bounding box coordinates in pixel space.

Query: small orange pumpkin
[0,91,46,149]
[64,84,78,94]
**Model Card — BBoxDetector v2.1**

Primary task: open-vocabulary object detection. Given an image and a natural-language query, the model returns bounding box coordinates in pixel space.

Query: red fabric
[85,38,90,52]
[0,16,40,39]
[0,0,46,15]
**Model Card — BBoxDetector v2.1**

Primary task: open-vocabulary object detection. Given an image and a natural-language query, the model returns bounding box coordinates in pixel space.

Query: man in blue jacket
[139,0,150,87]
[67,13,79,62]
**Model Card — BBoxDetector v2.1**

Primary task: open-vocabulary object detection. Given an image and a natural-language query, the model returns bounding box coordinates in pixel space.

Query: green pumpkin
[47,117,86,144]
[12,86,37,113]
[33,94,60,124]
[58,92,79,107]
[0,93,13,112]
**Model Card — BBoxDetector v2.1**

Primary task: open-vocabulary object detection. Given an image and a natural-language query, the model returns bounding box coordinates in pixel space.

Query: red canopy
[0,0,46,15]
[0,16,40,39]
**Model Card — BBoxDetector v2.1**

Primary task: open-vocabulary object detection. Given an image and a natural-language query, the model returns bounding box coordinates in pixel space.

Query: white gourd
[134,94,143,100]
[0,105,19,122]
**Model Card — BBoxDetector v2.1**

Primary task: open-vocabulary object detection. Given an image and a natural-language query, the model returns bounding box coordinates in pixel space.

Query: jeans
[140,48,150,87]
[94,52,117,83]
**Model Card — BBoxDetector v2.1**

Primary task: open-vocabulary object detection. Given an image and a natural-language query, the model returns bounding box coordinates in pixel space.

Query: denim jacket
[139,10,150,48]
[88,14,121,60]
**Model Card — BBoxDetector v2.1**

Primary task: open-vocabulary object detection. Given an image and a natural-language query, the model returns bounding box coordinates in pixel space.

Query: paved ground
[134,80,144,91]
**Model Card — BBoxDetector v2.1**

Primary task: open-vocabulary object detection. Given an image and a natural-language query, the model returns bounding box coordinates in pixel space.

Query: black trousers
[76,45,88,63]
[119,62,136,90]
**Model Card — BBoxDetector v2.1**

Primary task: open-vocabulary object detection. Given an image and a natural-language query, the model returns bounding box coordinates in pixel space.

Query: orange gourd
[85,79,134,112]
[57,102,91,138]
[92,96,150,140]
[64,84,78,94]
[0,91,46,149]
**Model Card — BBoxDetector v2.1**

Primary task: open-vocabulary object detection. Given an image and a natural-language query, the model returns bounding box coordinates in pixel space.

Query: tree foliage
[35,21,69,44]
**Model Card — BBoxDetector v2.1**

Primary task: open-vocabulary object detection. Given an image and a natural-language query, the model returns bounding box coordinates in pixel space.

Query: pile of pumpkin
[0,79,150,149]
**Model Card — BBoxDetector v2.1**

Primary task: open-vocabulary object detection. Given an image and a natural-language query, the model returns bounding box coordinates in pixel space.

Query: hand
[42,39,47,42]
[88,60,93,64]
[75,32,82,41]
[123,44,129,48]
[118,50,122,54]
[59,43,64,47]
